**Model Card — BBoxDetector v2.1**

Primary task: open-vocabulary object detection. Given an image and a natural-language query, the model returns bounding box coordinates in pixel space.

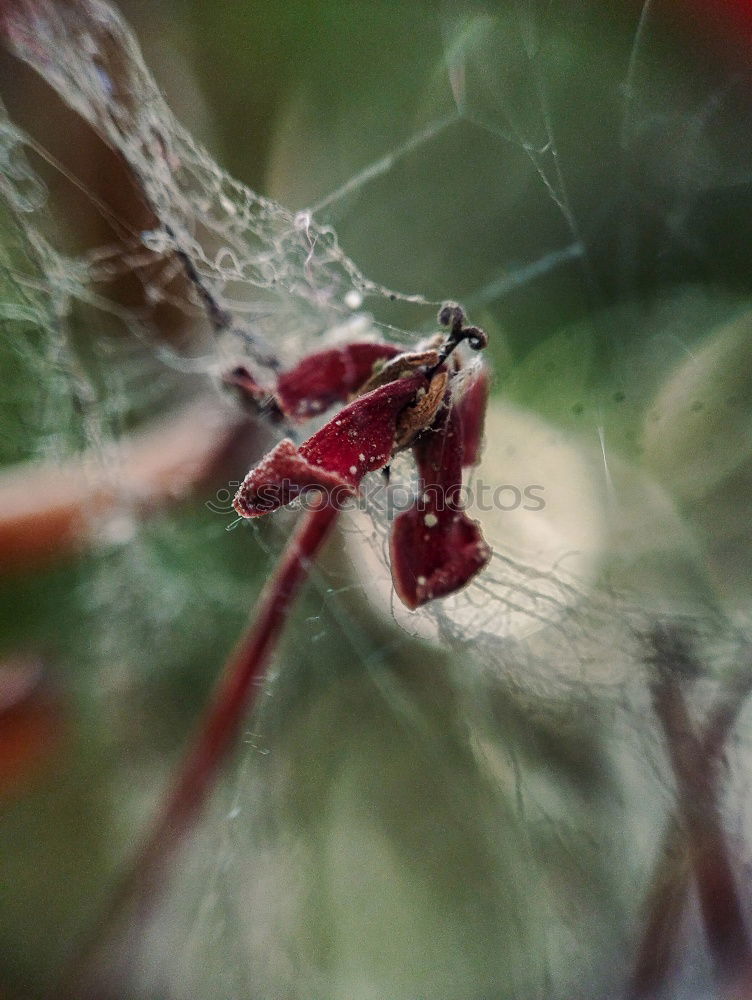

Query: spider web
[1,1,752,998]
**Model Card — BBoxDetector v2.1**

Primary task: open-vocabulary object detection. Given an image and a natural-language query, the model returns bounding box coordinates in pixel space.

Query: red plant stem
[641,668,752,995]
[630,671,752,998]
[137,501,339,874]
[61,500,340,997]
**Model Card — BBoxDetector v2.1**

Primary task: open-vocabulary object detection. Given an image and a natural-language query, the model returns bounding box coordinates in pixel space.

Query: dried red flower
[232,307,492,608]
[233,370,429,515]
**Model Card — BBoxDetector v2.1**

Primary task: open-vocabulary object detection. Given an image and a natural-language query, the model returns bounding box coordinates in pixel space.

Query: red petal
[277,343,401,419]
[390,506,491,610]
[454,367,489,467]
[389,393,491,609]
[233,439,351,517]
[233,371,428,517]
[300,371,428,484]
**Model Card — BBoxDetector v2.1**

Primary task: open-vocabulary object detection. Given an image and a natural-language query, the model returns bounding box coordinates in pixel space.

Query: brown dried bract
[394,370,448,450]
[356,349,440,397]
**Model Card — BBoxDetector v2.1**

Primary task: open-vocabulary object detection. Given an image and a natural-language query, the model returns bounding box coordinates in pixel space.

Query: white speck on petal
[349,465,357,475]
[424,513,438,527]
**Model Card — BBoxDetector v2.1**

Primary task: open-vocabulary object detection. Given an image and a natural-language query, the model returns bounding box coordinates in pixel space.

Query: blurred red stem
[632,666,752,997]
[0,401,253,575]
[137,501,338,869]
[60,501,339,997]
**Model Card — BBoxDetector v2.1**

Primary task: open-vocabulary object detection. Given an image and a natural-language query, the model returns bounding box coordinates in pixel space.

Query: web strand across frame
[0,0,438,384]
